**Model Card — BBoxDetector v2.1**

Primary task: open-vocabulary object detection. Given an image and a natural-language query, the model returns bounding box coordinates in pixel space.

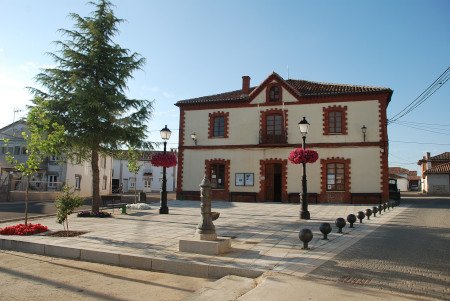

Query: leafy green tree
[55,185,84,236]
[127,148,142,203]
[30,0,153,213]
[5,100,65,225]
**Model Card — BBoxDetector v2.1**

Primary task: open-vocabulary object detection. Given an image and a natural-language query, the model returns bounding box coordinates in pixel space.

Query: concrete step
[183,275,256,301]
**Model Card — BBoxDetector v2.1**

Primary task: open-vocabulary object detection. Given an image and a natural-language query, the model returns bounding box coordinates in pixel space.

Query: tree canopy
[30,0,153,213]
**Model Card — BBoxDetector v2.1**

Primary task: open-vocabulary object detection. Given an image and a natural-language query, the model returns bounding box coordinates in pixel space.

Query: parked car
[389,178,401,202]
[410,184,419,191]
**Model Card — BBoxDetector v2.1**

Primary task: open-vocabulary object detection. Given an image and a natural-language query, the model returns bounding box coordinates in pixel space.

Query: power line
[389,120,450,136]
[389,139,450,146]
[388,67,450,123]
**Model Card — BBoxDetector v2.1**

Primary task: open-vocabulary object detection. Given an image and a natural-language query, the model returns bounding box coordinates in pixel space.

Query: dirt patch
[46,230,88,237]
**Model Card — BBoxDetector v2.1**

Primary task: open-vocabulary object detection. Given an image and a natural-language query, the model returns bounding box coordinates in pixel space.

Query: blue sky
[0,0,449,173]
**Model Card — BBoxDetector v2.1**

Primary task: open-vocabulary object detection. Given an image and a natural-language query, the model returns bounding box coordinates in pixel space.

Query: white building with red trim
[175,72,392,204]
[418,152,450,194]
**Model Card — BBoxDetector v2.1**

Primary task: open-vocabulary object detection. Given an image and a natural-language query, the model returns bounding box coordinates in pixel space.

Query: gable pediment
[249,72,302,105]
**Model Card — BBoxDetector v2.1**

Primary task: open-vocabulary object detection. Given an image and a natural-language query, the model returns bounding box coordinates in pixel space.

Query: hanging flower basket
[288,148,319,164]
[150,152,177,168]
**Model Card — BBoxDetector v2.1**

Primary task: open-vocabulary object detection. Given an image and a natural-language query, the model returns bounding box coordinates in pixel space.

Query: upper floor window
[266,114,284,143]
[328,111,342,133]
[48,175,58,188]
[75,175,81,190]
[101,155,107,168]
[268,85,281,102]
[208,111,229,139]
[260,109,288,144]
[213,116,225,137]
[323,105,348,135]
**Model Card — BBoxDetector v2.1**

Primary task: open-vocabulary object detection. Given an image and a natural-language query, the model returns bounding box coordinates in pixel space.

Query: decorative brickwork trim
[258,158,288,202]
[378,97,390,201]
[205,159,230,200]
[208,111,229,139]
[176,109,186,198]
[259,108,288,144]
[265,83,283,103]
[319,157,351,203]
[322,105,348,135]
[249,72,302,102]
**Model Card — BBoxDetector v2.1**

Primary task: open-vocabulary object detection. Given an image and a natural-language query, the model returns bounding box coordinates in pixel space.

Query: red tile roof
[176,72,392,105]
[425,162,450,174]
[418,152,450,164]
[389,167,410,175]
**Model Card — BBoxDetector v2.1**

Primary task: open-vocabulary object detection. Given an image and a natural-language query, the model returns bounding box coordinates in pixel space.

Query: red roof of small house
[176,72,392,106]
[424,162,450,174]
[418,152,450,165]
[389,167,410,175]
[389,174,407,180]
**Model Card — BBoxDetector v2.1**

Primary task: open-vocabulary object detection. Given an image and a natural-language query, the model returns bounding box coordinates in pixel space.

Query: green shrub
[55,186,84,235]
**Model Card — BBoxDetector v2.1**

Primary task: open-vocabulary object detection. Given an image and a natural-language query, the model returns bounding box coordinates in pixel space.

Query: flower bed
[0,223,48,236]
[77,211,112,218]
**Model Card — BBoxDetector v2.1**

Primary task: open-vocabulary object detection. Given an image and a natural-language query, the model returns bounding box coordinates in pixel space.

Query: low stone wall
[9,191,60,202]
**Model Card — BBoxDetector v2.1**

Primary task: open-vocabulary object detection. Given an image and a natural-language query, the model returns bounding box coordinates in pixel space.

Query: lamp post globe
[299,117,310,220]
[159,125,171,214]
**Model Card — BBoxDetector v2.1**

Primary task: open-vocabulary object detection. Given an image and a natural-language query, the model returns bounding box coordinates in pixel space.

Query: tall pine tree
[31,0,152,213]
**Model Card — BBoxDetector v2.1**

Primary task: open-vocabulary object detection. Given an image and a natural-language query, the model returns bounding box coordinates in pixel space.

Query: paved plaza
[0,200,406,279]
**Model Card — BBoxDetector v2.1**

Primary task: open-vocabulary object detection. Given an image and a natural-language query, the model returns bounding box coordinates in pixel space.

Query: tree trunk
[134,172,137,204]
[91,148,100,214]
[24,175,30,226]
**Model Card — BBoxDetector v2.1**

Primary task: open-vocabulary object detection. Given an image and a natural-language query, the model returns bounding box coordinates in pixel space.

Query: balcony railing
[260,134,287,144]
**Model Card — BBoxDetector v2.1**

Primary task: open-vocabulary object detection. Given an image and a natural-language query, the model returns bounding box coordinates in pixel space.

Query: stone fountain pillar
[179,175,231,255]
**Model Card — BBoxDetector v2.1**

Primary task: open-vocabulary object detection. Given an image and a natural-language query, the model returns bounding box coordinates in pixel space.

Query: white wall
[112,158,176,192]
[426,174,449,194]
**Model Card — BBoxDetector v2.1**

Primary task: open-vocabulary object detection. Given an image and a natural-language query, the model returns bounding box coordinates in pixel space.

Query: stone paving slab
[0,201,406,278]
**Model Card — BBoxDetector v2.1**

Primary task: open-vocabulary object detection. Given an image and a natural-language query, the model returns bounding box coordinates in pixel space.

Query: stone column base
[179,237,231,255]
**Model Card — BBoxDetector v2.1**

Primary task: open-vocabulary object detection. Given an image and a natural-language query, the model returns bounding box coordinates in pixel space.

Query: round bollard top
[372,206,378,213]
[319,223,332,235]
[365,208,372,216]
[335,217,346,228]
[347,214,356,224]
[357,211,366,220]
[299,228,313,243]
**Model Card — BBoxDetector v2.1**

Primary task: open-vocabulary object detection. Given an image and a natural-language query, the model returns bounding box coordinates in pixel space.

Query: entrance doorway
[265,163,282,202]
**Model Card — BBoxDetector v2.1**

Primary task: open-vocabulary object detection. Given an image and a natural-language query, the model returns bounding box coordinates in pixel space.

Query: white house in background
[418,152,450,194]
[65,154,113,198]
[112,150,177,193]
[0,120,67,201]
[388,167,420,191]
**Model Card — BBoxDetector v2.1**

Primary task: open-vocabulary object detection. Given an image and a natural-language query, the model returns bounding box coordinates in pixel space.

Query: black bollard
[319,223,332,240]
[299,228,313,250]
[383,203,387,212]
[347,214,356,228]
[378,205,383,214]
[357,211,366,223]
[365,208,372,220]
[372,206,378,217]
[335,218,346,233]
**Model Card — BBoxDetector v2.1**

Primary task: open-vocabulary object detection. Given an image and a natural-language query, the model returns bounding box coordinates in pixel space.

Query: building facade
[418,152,450,194]
[176,72,392,204]
[111,151,177,193]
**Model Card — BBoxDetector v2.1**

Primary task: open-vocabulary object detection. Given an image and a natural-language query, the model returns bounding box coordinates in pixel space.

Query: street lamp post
[298,117,310,220]
[159,125,171,214]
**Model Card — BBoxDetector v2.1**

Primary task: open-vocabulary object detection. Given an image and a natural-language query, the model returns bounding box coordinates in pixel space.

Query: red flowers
[150,152,177,168]
[0,223,48,236]
[288,148,319,164]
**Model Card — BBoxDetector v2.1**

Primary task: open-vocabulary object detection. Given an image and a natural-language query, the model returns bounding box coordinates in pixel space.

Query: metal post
[196,175,217,240]
[300,135,310,219]
[159,141,169,214]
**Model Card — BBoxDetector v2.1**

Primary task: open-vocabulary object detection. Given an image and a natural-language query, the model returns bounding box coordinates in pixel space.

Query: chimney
[242,76,250,94]
[426,152,430,159]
